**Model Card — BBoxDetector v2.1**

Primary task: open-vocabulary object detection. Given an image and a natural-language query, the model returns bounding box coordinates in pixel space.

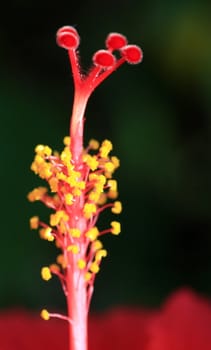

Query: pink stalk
[28,26,143,350]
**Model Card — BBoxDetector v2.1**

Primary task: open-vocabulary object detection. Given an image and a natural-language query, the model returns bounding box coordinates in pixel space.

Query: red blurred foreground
[0,288,211,350]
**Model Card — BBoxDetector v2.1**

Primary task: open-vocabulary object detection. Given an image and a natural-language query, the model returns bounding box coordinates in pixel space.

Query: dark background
[1,1,211,313]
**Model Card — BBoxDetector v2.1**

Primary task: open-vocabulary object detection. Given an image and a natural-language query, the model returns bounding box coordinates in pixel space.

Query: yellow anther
[49,177,59,192]
[67,170,81,185]
[40,164,52,179]
[89,173,98,181]
[41,267,52,281]
[77,259,86,269]
[110,221,121,235]
[88,191,101,202]
[35,144,45,154]
[98,174,106,186]
[49,264,60,273]
[84,272,92,281]
[86,227,99,241]
[43,146,52,156]
[56,172,67,181]
[40,309,50,321]
[111,156,120,169]
[72,188,82,197]
[99,139,113,158]
[95,249,107,261]
[50,213,59,226]
[61,148,71,164]
[83,203,97,219]
[94,185,103,196]
[27,187,47,202]
[104,162,115,173]
[111,201,122,214]
[69,228,81,238]
[107,180,117,192]
[39,228,46,239]
[92,240,103,251]
[30,216,39,229]
[57,254,67,268]
[104,171,112,179]
[50,210,68,226]
[83,154,99,171]
[97,193,107,205]
[35,145,52,157]
[107,190,118,199]
[34,154,44,165]
[30,161,38,173]
[77,181,86,190]
[67,244,80,254]
[43,227,54,241]
[89,139,100,150]
[65,193,73,205]
[63,136,71,146]
[90,262,100,274]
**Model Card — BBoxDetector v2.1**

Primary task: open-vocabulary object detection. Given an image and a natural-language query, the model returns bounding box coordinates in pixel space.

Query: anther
[40,309,50,321]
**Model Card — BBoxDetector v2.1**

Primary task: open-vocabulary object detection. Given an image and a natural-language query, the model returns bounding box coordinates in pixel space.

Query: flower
[1,288,211,349]
[0,307,150,350]
[28,26,142,350]
[147,288,211,350]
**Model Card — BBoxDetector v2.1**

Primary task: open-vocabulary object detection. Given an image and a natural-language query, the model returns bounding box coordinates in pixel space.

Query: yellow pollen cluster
[67,244,80,254]
[49,178,59,192]
[69,228,81,238]
[86,227,99,241]
[50,210,69,226]
[40,309,50,321]
[28,187,47,202]
[92,240,103,251]
[63,136,71,146]
[89,139,99,150]
[41,267,52,281]
[111,201,122,214]
[83,154,99,171]
[90,262,100,274]
[35,145,52,157]
[99,139,113,158]
[30,216,39,229]
[83,203,97,219]
[95,249,107,261]
[64,193,73,205]
[29,137,121,293]
[57,254,67,268]
[49,264,60,273]
[110,221,121,235]
[39,227,54,241]
[77,259,86,269]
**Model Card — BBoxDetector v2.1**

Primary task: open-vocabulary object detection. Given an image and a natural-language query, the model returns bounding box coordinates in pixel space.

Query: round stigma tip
[105,32,128,50]
[93,49,116,68]
[56,26,80,50]
[121,45,143,64]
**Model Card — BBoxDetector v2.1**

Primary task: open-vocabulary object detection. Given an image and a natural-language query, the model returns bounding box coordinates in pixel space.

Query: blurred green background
[1,1,211,312]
